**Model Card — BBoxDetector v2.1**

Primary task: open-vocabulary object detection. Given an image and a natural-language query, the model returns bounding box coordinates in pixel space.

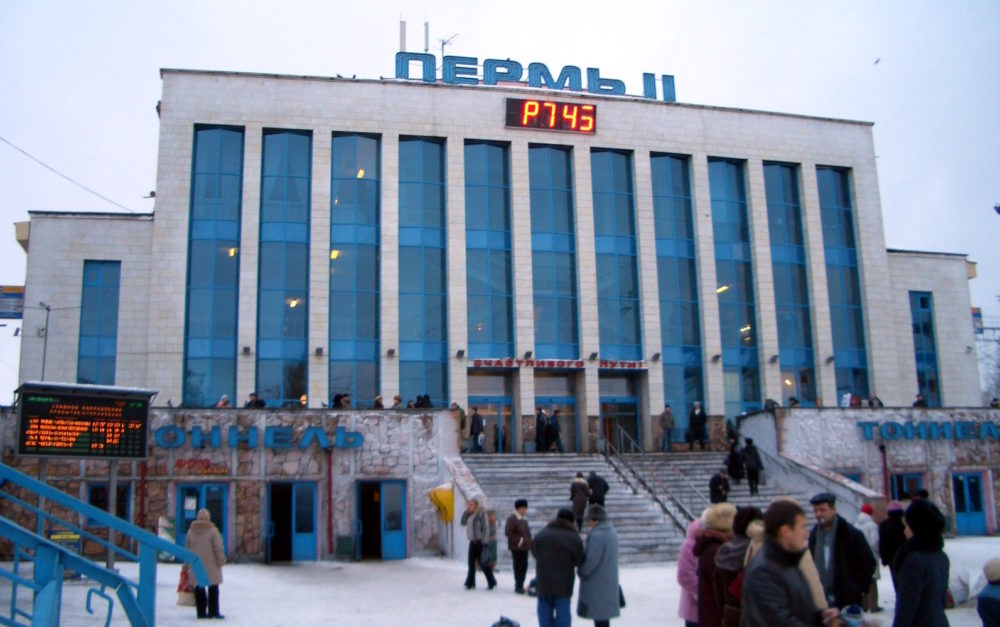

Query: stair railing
[0,461,210,626]
[602,424,692,530]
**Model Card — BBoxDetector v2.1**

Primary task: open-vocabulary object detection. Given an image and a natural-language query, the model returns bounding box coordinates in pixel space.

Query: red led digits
[506,98,596,133]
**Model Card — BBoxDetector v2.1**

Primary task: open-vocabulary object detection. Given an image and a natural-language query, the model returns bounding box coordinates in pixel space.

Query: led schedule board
[505,98,597,133]
[16,383,156,459]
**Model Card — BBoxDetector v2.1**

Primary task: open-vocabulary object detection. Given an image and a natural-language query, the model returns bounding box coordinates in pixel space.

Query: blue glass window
[529,145,578,358]
[765,163,816,405]
[330,133,380,407]
[77,260,121,385]
[257,130,311,406]
[465,141,513,358]
[709,158,760,418]
[650,154,703,426]
[592,149,641,361]
[399,137,448,406]
[909,291,940,406]
[817,166,869,398]
[184,126,243,407]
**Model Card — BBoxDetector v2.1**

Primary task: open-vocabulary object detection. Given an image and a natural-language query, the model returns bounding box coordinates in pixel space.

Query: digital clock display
[505,98,597,133]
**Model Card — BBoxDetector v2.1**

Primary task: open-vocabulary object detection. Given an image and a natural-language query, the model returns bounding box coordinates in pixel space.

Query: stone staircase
[462,453,686,564]
[625,451,818,525]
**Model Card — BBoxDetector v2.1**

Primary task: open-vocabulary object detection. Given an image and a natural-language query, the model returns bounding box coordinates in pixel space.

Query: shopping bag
[177,567,195,606]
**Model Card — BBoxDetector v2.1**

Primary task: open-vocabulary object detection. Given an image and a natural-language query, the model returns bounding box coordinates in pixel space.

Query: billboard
[0,286,24,319]
[16,382,156,460]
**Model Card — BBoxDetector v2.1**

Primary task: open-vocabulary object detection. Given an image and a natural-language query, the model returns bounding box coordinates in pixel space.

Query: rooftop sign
[395,52,676,102]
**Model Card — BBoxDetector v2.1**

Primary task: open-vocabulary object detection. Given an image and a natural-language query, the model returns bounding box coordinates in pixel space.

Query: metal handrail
[603,424,692,530]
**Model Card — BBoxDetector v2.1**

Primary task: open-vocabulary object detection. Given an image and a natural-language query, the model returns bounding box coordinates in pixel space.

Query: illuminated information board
[505,98,597,134]
[16,383,155,460]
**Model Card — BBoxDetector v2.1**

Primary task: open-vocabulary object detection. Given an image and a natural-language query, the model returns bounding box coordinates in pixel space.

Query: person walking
[879,501,906,590]
[892,499,950,627]
[688,402,707,450]
[694,503,736,627]
[587,471,609,507]
[725,437,744,484]
[659,404,675,452]
[460,498,497,590]
[504,499,532,594]
[854,503,882,612]
[742,439,763,496]
[741,500,840,627]
[184,508,227,619]
[535,408,550,453]
[570,472,591,531]
[577,505,620,627]
[807,492,876,610]
[531,508,585,627]
[548,410,565,453]
[470,407,486,453]
[709,467,730,504]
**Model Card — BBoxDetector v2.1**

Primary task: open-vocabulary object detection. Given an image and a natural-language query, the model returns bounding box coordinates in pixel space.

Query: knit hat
[984,558,1000,584]
[887,500,904,513]
[585,504,607,522]
[514,498,528,509]
[904,499,945,538]
[705,503,737,532]
[860,503,874,515]
[556,508,576,523]
[196,508,211,522]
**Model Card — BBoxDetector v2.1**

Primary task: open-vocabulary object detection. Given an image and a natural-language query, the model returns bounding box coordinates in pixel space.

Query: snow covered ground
[12,536,1000,625]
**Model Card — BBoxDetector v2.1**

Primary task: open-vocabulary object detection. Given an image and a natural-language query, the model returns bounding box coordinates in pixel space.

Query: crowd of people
[457,478,998,627]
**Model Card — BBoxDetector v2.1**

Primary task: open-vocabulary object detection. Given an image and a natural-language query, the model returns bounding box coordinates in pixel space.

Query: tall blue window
[257,130,311,406]
[529,145,578,358]
[465,141,513,358]
[592,149,641,360]
[909,291,940,406]
[330,134,380,407]
[184,126,243,407]
[817,166,869,398]
[398,137,448,406]
[650,154,703,425]
[709,158,760,418]
[77,260,121,385]
[765,163,816,405]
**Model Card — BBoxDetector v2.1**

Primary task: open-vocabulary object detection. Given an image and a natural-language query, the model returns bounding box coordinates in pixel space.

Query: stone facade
[769,407,999,532]
[0,407,459,561]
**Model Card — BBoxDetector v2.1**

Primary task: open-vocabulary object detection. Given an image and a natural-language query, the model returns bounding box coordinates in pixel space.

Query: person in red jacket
[694,503,736,627]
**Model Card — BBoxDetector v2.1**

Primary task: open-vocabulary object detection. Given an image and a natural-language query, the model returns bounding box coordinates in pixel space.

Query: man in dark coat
[569,472,590,531]
[535,408,549,453]
[878,500,906,589]
[742,438,763,496]
[531,508,584,627]
[504,498,532,594]
[548,410,564,453]
[587,471,609,506]
[808,492,876,609]
[742,500,840,627]
[709,467,730,503]
[469,407,485,452]
[688,401,707,450]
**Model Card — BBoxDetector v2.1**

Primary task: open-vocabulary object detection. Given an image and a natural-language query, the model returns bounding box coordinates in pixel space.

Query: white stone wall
[15,70,981,445]
[887,251,980,406]
[18,213,153,389]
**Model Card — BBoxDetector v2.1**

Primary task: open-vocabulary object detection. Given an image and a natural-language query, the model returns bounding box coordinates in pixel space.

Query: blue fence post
[32,544,63,626]
[138,543,157,625]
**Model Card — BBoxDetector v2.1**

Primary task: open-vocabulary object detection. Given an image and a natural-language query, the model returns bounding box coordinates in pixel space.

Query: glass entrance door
[468,399,513,453]
[176,483,228,549]
[953,472,986,535]
[600,401,639,453]
[357,480,407,560]
[267,482,317,562]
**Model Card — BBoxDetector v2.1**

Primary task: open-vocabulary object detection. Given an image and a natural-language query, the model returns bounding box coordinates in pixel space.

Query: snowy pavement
[20,536,1000,625]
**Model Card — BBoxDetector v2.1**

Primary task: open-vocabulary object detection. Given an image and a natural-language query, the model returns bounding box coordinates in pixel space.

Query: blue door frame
[467,396,513,453]
[952,472,987,535]
[176,483,228,550]
[535,398,579,452]
[356,480,407,560]
[600,396,639,451]
[266,481,317,562]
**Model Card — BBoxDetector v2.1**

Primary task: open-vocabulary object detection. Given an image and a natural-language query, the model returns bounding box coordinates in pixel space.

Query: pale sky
[1,0,998,404]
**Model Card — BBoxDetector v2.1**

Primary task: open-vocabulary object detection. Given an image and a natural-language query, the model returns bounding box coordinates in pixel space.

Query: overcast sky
[1,1,998,404]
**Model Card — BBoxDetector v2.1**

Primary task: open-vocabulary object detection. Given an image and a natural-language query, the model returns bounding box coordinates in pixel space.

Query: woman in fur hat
[184,508,227,619]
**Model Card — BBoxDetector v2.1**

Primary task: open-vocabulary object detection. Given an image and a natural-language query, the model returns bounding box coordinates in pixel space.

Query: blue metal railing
[0,462,209,626]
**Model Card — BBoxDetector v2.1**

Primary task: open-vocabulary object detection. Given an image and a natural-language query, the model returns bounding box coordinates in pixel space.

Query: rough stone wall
[776,407,999,531]
[0,407,453,561]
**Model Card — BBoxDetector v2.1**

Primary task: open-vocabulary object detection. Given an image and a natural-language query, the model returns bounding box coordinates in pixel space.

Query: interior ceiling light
[716,284,730,294]
[357,169,365,179]
[330,249,341,260]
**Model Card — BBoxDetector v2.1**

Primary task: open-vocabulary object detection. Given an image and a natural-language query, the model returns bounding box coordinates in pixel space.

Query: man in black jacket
[531,508,584,627]
[808,492,876,609]
[586,471,609,506]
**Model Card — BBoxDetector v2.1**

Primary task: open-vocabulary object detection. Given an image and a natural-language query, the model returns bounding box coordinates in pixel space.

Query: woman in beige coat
[185,509,227,619]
